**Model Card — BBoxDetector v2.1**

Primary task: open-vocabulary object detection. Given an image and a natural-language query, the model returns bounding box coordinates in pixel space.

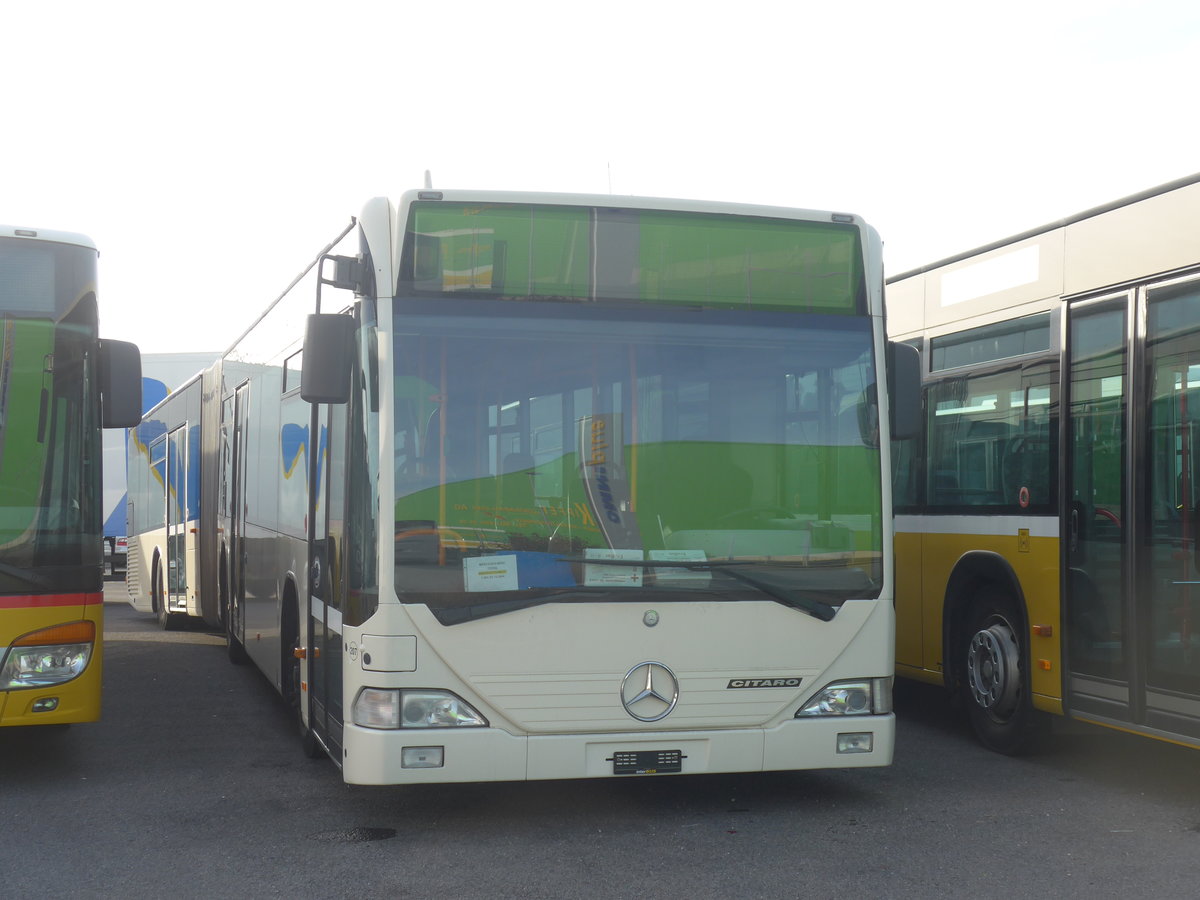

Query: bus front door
[228,384,249,649]
[166,425,188,616]
[1065,296,1131,722]
[1069,280,1200,742]
[1141,278,1200,738]
[307,401,345,762]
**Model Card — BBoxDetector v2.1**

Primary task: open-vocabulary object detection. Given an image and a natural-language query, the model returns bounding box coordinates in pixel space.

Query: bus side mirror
[888,341,921,441]
[98,338,143,428]
[301,313,356,404]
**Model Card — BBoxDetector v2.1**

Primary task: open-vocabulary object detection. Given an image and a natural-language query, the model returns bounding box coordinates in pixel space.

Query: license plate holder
[611,750,683,775]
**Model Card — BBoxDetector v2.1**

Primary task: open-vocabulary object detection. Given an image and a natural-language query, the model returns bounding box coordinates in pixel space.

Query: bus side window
[927,364,1055,511]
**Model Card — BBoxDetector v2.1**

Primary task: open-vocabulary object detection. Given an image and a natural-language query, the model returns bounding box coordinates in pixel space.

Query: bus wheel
[153,558,179,632]
[221,555,247,665]
[282,601,323,760]
[962,588,1041,754]
[225,604,247,664]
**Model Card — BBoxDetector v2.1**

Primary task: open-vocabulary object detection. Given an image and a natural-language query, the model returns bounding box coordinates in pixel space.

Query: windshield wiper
[703,563,838,622]
[427,588,639,625]
[556,557,838,622]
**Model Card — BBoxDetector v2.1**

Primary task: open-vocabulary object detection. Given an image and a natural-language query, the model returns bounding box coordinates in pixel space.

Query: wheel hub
[966,621,1021,719]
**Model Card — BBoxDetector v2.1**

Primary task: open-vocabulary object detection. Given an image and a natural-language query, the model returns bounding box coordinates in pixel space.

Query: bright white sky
[7,0,1199,353]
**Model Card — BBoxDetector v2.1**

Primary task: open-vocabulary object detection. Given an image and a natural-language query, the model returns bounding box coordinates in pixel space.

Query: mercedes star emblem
[620,661,679,722]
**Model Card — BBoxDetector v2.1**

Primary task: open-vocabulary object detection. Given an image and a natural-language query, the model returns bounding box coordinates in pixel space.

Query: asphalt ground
[0,584,1196,899]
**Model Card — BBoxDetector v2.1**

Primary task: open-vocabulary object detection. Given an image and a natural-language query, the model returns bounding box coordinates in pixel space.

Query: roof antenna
[424,170,433,189]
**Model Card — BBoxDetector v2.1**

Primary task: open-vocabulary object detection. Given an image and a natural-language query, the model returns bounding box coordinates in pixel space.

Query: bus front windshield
[0,314,101,593]
[390,299,883,621]
[0,238,102,594]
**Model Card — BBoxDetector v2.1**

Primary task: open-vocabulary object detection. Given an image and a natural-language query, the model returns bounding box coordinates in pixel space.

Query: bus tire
[152,556,180,632]
[221,551,247,665]
[961,587,1042,755]
[281,593,323,760]
[225,606,247,664]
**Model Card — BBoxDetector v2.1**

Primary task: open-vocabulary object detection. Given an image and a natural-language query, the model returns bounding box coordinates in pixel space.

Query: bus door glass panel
[149,433,167,525]
[220,396,232,519]
[149,432,167,587]
[1066,302,1127,683]
[229,385,250,631]
[309,401,346,754]
[1144,281,1200,698]
[343,350,379,628]
[166,424,188,604]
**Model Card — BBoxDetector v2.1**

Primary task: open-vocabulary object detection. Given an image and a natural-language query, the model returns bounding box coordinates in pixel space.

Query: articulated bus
[138,190,917,784]
[888,173,1200,753]
[1,226,141,727]
[125,369,218,629]
[107,352,219,585]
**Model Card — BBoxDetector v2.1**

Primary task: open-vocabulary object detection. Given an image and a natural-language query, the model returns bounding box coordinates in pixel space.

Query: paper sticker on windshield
[584,548,643,587]
[649,550,711,586]
[464,555,519,592]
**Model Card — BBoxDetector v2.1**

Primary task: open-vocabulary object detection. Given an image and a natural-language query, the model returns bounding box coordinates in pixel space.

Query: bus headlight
[795,678,892,717]
[0,622,95,690]
[352,688,488,730]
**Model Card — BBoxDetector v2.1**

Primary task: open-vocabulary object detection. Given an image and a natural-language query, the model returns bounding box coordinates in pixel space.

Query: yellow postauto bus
[1,226,140,727]
[889,173,1200,753]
